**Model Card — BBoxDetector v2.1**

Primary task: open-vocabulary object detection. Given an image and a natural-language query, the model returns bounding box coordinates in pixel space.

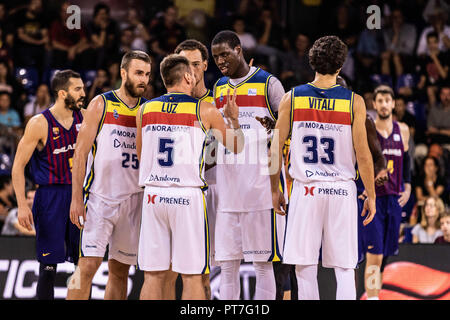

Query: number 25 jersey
[83,91,148,204]
[288,83,356,183]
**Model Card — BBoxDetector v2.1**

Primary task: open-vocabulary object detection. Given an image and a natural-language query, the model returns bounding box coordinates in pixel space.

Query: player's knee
[165,270,178,286]
[78,257,102,277]
[181,273,202,285]
[108,259,130,280]
[144,270,167,284]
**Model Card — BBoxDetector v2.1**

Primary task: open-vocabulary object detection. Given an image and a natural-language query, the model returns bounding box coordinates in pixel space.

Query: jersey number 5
[158,138,174,167]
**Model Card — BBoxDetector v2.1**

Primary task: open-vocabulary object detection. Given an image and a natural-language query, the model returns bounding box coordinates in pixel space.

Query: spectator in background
[417,32,449,106]
[1,187,36,236]
[426,84,450,145]
[416,7,450,57]
[0,60,27,112]
[232,16,257,55]
[253,7,287,76]
[148,4,186,58]
[0,92,21,128]
[415,156,446,206]
[13,0,48,74]
[86,2,120,69]
[412,196,444,243]
[434,211,450,244]
[23,83,50,124]
[0,174,16,231]
[327,4,360,49]
[87,69,110,102]
[119,27,135,54]
[280,33,314,90]
[381,8,417,77]
[107,61,121,89]
[394,95,416,140]
[49,1,91,70]
[0,3,14,67]
[119,8,150,52]
[355,27,384,91]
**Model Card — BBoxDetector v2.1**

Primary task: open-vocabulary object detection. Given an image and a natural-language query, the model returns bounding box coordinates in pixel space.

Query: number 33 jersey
[288,83,356,183]
[83,90,148,204]
[138,93,208,190]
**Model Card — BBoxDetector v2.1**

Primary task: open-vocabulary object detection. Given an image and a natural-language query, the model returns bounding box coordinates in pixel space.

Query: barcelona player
[12,70,85,299]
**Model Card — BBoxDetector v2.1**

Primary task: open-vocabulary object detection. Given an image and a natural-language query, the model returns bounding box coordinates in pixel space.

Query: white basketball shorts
[80,191,143,265]
[283,179,358,269]
[215,209,285,263]
[138,186,210,275]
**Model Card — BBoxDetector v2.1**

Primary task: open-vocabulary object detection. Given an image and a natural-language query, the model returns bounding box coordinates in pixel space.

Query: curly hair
[308,36,348,75]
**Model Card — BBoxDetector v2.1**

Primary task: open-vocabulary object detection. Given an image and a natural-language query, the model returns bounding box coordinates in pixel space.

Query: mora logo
[147,194,157,204]
[304,186,315,196]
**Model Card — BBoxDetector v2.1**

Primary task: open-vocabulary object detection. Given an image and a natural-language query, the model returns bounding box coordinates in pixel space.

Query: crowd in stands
[0,0,449,244]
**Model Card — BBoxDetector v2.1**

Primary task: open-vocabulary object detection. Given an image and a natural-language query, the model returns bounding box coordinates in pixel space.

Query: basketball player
[136,54,244,300]
[269,36,376,300]
[363,85,411,300]
[67,51,151,300]
[257,76,387,298]
[211,30,286,300]
[12,70,85,299]
[157,39,216,300]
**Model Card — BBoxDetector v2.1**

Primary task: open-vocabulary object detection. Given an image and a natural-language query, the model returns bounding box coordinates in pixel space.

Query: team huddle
[10,31,411,300]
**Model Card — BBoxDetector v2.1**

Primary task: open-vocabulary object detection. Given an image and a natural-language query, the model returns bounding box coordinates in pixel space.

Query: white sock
[334,267,356,300]
[219,260,241,300]
[367,296,379,300]
[253,262,276,300]
[295,265,320,300]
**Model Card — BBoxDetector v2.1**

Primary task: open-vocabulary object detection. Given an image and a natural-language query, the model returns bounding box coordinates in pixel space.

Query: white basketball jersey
[289,83,356,183]
[139,93,208,189]
[83,91,147,204]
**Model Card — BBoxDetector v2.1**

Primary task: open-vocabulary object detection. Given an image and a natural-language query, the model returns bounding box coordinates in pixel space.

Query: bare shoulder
[25,113,47,134]
[86,94,105,113]
[398,121,410,134]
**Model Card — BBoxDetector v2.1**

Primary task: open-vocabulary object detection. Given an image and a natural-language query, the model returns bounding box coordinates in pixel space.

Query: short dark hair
[0,174,11,190]
[160,54,191,88]
[427,31,439,41]
[0,91,11,98]
[175,39,209,61]
[308,36,348,75]
[211,30,241,50]
[120,50,151,71]
[93,2,109,18]
[373,85,395,100]
[50,69,81,97]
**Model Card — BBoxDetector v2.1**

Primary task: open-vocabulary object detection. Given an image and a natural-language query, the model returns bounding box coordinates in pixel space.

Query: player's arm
[269,91,291,215]
[366,116,387,185]
[201,89,244,154]
[11,115,46,231]
[398,121,412,207]
[352,94,376,226]
[136,104,144,161]
[70,95,104,229]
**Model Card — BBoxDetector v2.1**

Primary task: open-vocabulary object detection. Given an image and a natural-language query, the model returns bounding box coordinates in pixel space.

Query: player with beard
[67,50,151,300]
[363,85,411,300]
[12,70,85,299]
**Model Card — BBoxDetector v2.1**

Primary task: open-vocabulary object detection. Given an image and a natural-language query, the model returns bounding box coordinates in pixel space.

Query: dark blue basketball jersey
[29,108,83,185]
[376,121,404,196]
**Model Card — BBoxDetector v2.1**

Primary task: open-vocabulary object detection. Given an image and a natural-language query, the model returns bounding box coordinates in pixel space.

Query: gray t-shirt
[411,224,443,243]
[427,104,450,130]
